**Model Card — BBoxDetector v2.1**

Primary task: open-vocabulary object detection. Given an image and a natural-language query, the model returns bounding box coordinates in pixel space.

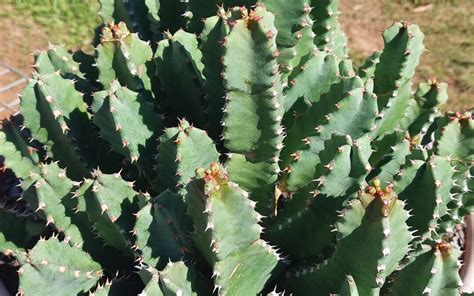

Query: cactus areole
[0,1,472,295]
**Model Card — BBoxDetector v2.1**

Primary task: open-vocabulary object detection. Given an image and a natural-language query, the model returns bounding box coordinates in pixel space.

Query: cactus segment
[158,261,201,295]
[358,51,381,83]
[279,26,317,79]
[154,30,207,128]
[139,267,164,296]
[438,160,472,234]
[278,138,325,193]
[340,275,360,296]
[369,139,411,186]
[280,71,376,192]
[134,191,193,268]
[310,0,348,59]
[266,190,343,260]
[281,133,371,194]
[399,156,454,240]
[186,164,279,295]
[261,0,316,72]
[392,147,428,194]
[283,49,339,113]
[0,122,40,182]
[34,45,96,100]
[92,81,162,169]
[282,73,376,166]
[27,50,121,173]
[225,155,278,216]
[400,80,448,137]
[200,16,230,140]
[372,23,425,138]
[19,74,91,179]
[155,120,219,193]
[100,0,155,41]
[389,242,462,296]
[99,0,132,29]
[374,22,424,109]
[76,173,147,254]
[139,261,210,295]
[18,237,102,295]
[22,162,85,244]
[222,6,283,157]
[96,22,154,97]
[34,45,84,79]
[433,110,474,161]
[261,0,312,49]
[315,135,370,197]
[281,183,411,295]
[222,6,284,215]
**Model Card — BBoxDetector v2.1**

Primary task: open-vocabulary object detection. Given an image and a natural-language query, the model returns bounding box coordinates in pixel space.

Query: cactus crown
[0,0,472,295]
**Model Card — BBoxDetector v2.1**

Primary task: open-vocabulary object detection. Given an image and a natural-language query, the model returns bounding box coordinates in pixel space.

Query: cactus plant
[0,1,473,295]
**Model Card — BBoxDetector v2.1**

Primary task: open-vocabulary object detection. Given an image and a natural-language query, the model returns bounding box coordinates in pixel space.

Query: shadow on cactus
[0,0,472,295]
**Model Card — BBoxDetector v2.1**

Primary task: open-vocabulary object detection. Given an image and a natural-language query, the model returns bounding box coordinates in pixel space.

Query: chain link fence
[0,63,26,118]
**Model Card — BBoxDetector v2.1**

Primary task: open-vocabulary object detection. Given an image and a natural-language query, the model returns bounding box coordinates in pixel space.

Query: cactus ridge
[92,81,163,170]
[388,242,462,295]
[134,190,194,269]
[155,120,219,194]
[97,23,155,97]
[18,237,103,295]
[310,0,348,59]
[186,164,279,295]
[281,181,412,294]
[0,1,472,295]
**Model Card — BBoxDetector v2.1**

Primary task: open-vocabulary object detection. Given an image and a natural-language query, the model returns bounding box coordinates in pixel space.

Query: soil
[0,5,48,119]
[339,0,385,57]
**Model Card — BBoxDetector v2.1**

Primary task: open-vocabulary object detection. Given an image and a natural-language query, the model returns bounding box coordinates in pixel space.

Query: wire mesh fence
[0,62,26,118]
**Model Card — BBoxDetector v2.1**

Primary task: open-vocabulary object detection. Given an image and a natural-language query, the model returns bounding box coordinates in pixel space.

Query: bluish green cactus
[0,1,472,295]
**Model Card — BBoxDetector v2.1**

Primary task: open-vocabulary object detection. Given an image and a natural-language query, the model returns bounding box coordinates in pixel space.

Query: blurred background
[0,0,472,114]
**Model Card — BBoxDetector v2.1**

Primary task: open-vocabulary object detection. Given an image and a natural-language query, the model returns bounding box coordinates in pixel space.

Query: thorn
[101,204,109,214]
[291,152,300,161]
[122,139,130,148]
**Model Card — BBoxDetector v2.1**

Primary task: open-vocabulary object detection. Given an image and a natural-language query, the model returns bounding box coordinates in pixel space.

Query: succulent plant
[0,0,472,295]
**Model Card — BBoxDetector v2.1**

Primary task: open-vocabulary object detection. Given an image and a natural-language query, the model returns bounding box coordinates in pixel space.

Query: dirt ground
[339,0,473,110]
[0,5,48,118]
[340,0,385,56]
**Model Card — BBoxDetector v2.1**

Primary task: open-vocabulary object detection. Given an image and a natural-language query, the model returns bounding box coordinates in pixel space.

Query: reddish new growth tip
[266,30,275,39]
[405,134,420,149]
[243,9,263,27]
[101,22,130,43]
[436,241,452,258]
[449,111,472,122]
[197,163,228,196]
[363,179,396,217]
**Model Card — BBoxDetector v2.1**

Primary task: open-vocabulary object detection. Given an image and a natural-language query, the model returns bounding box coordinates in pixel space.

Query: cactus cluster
[0,0,473,295]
